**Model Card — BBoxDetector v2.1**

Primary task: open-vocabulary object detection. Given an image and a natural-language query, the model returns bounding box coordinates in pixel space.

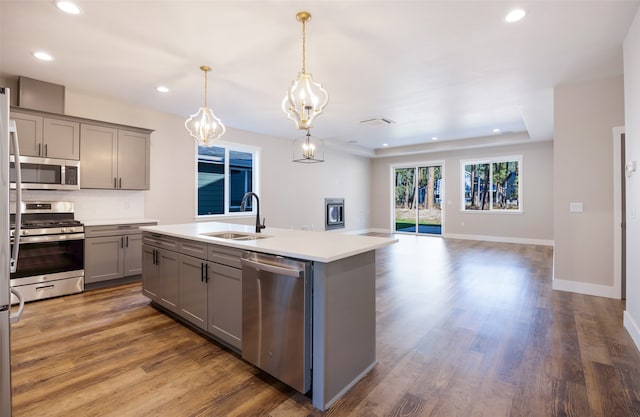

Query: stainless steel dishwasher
[241,251,312,394]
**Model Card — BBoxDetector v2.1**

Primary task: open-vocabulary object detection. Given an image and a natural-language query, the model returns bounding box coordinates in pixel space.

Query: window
[197,144,258,216]
[462,157,521,211]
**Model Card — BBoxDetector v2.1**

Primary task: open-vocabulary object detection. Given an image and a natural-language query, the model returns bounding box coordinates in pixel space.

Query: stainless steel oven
[9,201,84,302]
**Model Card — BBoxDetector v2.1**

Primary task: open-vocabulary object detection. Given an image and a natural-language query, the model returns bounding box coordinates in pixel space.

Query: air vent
[360,118,396,127]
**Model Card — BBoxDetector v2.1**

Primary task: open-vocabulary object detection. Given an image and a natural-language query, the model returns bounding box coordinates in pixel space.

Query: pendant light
[293,130,324,163]
[185,65,226,146]
[282,11,329,130]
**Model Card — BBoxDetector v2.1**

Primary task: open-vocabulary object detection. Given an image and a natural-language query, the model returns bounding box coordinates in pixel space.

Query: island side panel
[312,250,377,410]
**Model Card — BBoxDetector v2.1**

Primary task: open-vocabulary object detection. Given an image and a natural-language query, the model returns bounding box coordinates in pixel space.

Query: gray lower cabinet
[179,254,209,331]
[158,249,180,313]
[85,223,156,284]
[142,244,180,312]
[208,262,242,349]
[140,232,242,350]
[142,244,160,301]
[142,233,180,313]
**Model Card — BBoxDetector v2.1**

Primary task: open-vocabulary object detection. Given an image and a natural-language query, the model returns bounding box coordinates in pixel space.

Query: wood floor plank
[9,236,640,416]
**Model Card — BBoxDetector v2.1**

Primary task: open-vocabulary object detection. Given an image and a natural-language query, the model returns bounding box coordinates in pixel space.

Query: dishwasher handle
[241,257,304,278]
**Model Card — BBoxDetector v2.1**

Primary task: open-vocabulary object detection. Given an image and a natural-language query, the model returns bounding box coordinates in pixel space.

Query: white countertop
[140,222,398,263]
[82,218,158,227]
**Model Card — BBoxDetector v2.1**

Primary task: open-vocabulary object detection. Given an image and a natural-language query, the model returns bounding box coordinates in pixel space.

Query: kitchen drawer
[179,239,208,260]
[142,232,179,251]
[85,222,156,238]
[208,244,243,269]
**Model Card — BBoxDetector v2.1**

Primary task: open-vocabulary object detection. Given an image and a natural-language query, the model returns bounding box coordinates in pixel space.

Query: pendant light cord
[301,18,306,74]
[203,68,208,108]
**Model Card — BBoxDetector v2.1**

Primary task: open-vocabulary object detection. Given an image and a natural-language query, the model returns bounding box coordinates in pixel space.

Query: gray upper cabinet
[11,111,80,159]
[80,124,150,190]
[43,118,80,159]
[79,124,117,189]
[117,130,150,190]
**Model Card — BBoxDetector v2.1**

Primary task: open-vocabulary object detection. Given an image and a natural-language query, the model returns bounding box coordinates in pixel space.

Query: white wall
[370,141,554,244]
[624,8,640,350]
[8,86,372,231]
[553,75,625,297]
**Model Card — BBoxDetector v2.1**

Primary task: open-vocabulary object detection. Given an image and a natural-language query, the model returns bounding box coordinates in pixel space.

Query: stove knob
[62,228,68,233]
[23,230,28,236]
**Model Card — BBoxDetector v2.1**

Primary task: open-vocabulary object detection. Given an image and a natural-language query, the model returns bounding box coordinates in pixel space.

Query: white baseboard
[443,232,554,246]
[343,228,377,235]
[624,311,640,353]
[361,229,554,245]
[552,278,618,299]
[366,228,393,234]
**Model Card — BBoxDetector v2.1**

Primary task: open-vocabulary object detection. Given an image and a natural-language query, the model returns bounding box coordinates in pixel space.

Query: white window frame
[195,141,261,219]
[460,155,522,213]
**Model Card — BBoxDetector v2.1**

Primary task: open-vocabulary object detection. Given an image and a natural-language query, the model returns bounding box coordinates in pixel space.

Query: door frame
[613,126,625,299]
[389,160,445,235]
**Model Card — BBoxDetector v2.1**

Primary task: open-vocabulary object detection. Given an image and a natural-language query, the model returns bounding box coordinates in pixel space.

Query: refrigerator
[1,87,25,417]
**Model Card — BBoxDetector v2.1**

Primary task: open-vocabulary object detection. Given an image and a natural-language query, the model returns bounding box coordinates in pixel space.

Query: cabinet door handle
[121,236,124,248]
[38,143,42,156]
[114,177,117,189]
[205,263,209,283]
[200,263,204,282]
[44,144,48,157]
[119,178,122,189]
[125,235,129,247]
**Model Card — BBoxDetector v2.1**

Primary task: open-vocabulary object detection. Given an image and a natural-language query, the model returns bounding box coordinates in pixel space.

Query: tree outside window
[463,157,521,211]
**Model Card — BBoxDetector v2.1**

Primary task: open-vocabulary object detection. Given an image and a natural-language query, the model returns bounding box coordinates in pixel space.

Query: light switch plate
[570,202,584,213]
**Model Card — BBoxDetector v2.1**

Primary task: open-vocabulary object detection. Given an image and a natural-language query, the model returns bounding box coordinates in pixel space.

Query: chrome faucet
[240,192,266,233]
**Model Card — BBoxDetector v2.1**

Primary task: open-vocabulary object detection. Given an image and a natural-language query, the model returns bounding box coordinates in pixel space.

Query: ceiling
[1,1,638,157]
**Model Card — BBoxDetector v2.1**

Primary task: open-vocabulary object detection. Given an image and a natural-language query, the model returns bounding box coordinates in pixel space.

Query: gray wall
[624,8,640,349]
[370,141,554,243]
[553,75,624,293]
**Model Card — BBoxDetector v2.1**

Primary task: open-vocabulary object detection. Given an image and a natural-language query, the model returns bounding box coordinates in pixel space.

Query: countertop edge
[82,218,159,227]
[140,223,398,263]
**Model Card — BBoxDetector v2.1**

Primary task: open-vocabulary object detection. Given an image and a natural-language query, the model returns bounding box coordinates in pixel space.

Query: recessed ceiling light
[32,51,53,61]
[505,9,526,23]
[493,128,501,133]
[431,137,438,141]
[382,143,389,147]
[55,1,81,15]
[156,86,169,93]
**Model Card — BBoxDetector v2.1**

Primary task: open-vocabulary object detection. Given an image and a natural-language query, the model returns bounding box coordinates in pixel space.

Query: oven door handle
[13,233,85,244]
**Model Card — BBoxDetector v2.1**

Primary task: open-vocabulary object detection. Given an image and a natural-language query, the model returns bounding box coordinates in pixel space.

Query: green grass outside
[395,220,441,228]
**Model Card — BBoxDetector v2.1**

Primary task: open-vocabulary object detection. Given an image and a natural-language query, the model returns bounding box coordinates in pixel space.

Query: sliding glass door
[394,164,442,235]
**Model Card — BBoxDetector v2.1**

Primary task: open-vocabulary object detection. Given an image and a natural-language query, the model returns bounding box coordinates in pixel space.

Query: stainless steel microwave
[10,155,80,190]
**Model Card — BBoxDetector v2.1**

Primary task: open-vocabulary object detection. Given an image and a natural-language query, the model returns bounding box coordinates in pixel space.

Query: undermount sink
[201,231,270,241]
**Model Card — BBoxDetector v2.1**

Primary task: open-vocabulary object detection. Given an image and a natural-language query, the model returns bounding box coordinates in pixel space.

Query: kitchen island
[139,222,397,411]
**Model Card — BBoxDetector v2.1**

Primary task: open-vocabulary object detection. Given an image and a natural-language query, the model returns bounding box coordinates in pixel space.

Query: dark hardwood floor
[10,235,640,416]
